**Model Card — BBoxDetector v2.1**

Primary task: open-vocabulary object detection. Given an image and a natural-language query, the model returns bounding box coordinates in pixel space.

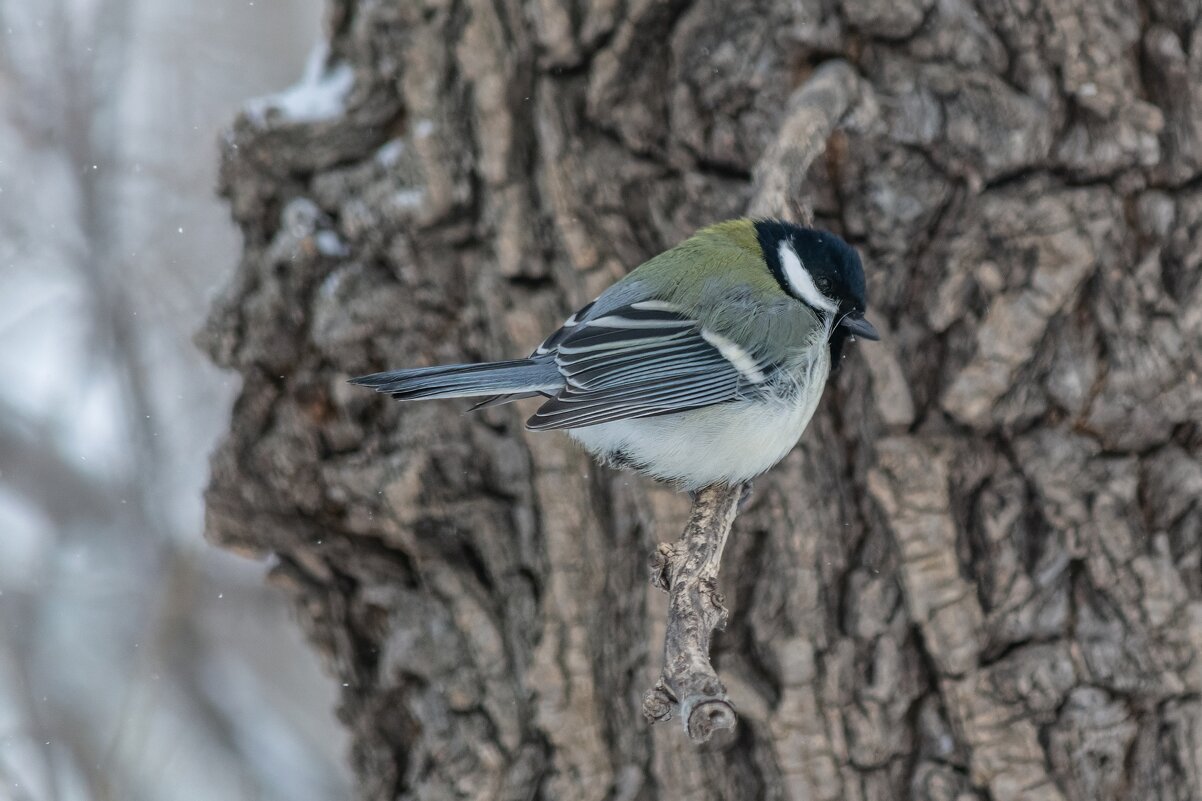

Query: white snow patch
[391,188,425,209]
[245,44,354,126]
[282,197,322,236]
[413,119,435,138]
[315,231,349,258]
[375,139,406,167]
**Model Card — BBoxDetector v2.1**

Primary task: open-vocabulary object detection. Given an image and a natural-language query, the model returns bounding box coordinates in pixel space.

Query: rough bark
[202,0,1202,799]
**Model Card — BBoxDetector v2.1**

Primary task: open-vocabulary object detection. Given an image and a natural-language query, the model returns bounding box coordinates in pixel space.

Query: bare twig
[748,59,866,224]
[642,59,865,742]
[642,483,744,741]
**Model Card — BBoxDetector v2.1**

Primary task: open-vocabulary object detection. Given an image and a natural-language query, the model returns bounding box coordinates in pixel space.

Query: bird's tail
[350,358,560,401]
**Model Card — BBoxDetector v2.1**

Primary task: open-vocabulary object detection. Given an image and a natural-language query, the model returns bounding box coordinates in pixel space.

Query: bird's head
[753,219,880,346]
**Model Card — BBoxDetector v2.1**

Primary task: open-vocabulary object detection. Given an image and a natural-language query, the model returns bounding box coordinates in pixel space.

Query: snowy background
[0,1,352,799]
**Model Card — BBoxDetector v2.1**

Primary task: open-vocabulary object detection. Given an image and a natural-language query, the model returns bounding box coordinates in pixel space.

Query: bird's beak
[840,313,880,341]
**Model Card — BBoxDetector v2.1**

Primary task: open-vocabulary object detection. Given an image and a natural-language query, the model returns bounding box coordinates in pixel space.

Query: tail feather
[351,358,561,401]
[467,391,545,411]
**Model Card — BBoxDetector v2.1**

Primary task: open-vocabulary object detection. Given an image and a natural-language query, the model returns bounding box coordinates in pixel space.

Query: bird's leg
[738,481,754,511]
[642,482,743,743]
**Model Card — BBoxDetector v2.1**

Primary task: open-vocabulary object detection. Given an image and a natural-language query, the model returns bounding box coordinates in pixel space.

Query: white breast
[567,346,832,490]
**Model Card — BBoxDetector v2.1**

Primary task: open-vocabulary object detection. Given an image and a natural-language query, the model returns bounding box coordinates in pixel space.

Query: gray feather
[525,303,774,431]
[351,359,561,400]
[467,391,545,411]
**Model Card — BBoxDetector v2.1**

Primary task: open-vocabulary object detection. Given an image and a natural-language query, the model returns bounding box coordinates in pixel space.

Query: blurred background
[0,1,353,799]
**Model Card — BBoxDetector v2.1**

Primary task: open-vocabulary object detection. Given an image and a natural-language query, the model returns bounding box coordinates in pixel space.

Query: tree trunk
[201,0,1202,798]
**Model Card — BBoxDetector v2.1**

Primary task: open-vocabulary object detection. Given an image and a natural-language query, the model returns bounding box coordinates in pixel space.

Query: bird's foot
[738,481,754,511]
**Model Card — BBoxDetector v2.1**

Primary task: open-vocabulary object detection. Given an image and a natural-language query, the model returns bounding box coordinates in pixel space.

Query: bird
[351,218,879,491]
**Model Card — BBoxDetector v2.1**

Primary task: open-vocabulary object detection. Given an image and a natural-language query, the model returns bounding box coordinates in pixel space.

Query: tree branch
[641,483,744,742]
[749,59,865,224]
[642,59,865,743]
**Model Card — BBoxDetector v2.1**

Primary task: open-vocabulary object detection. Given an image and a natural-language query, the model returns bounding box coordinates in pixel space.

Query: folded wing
[527,301,774,430]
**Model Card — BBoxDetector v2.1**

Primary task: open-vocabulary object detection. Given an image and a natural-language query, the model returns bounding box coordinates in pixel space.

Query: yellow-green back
[621,219,823,359]
[627,219,780,303]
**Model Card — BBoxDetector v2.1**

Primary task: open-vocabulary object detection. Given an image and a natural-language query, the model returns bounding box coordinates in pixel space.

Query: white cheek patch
[779,241,837,313]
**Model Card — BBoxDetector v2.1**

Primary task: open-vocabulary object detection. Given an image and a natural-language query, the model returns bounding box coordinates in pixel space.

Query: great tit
[352,218,879,491]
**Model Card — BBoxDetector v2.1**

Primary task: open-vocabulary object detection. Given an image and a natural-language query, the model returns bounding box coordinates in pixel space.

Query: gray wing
[531,300,596,356]
[468,300,602,410]
[527,301,776,430]
[467,301,600,410]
